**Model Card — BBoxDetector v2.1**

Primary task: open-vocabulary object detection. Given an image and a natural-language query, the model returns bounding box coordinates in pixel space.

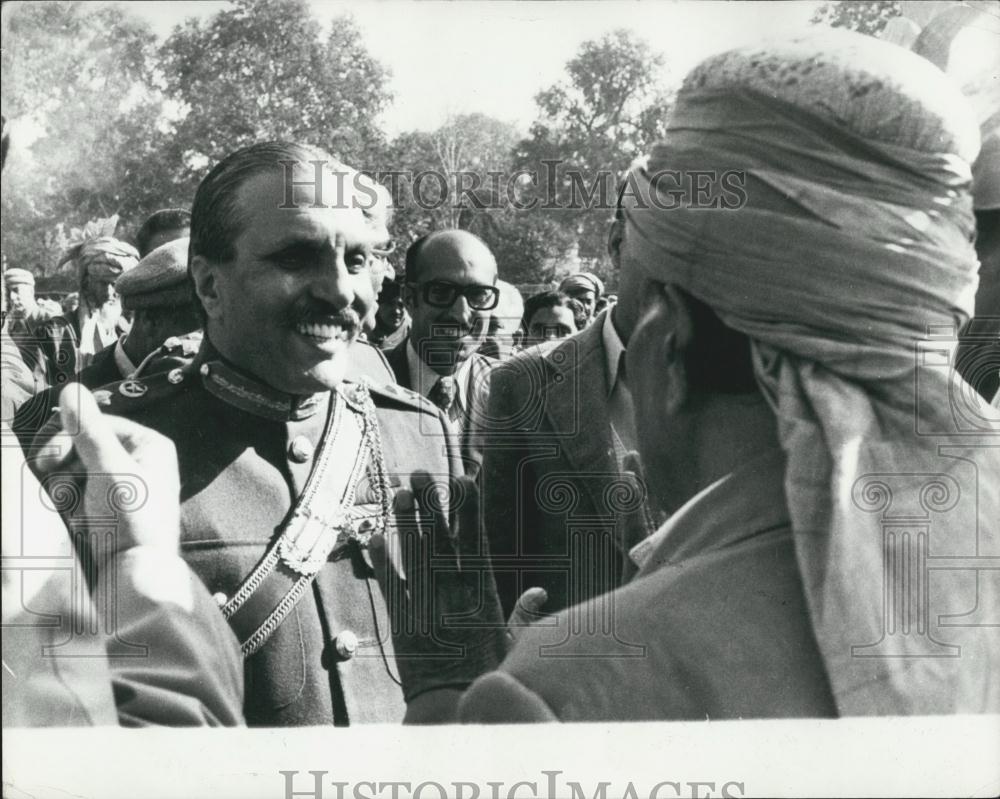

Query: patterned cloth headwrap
[74,237,140,283]
[623,29,1000,715]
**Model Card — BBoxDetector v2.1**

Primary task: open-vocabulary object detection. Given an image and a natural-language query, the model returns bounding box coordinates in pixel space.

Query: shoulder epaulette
[363,379,438,415]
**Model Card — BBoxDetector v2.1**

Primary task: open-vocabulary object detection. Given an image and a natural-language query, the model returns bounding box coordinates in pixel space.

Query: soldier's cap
[559,272,604,297]
[115,237,192,311]
[4,268,35,288]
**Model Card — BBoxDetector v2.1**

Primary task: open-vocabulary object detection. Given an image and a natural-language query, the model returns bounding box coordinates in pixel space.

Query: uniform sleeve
[107,547,245,727]
[385,405,507,706]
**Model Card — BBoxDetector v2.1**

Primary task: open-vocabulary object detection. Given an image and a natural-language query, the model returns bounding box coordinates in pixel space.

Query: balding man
[78,142,504,726]
[461,29,1000,722]
[386,230,499,476]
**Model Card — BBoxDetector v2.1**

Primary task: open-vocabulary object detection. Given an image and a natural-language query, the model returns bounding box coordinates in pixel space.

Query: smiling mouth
[294,321,354,344]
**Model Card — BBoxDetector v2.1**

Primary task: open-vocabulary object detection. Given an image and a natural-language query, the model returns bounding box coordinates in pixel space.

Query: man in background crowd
[521,290,587,346]
[4,267,51,391]
[558,272,604,326]
[481,183,658,618]
[368,277,410,350]
[479,279,524,361]
[388,230,499,475]
[39,238,139,386]
[135,208,191,259]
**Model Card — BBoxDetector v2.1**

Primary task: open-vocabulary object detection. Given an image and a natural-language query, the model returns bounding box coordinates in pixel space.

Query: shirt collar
[406,338,473,410]
[629,446,790,575]
[601,308,627,397]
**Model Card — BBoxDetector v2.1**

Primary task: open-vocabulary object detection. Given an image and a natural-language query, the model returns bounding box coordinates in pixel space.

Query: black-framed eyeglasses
[410,281,500,311]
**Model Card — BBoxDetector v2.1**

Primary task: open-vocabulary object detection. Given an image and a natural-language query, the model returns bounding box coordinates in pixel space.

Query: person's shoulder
[38,314,71,334]
[90,360,199,420]
[353,378,439,418]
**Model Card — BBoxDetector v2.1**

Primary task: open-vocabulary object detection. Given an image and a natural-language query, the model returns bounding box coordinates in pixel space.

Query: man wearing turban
[461,29,1000,721]
[39,236,139,388]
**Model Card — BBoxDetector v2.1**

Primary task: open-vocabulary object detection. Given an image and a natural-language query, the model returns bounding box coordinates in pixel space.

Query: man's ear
[189,254,222,319]
[607,217,624,270]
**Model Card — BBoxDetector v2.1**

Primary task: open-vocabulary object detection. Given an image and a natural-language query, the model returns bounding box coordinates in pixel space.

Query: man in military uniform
[91,141,504,726]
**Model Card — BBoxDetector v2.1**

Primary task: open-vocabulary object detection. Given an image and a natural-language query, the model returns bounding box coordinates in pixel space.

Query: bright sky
[120,0,824,136]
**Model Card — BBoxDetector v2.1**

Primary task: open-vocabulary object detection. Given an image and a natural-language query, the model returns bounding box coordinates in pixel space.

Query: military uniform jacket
[97,343,505,726]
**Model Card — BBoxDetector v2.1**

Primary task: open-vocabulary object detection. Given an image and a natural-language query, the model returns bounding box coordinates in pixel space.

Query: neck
[672,392,780,511]
[609,304,633,346]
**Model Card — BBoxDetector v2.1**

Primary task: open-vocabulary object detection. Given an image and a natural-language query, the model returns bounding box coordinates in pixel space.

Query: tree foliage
[515,29,672,268]
[160,0,391,188]
[2,2,676,293]
[811,0,902,36]
[1,1,166,273]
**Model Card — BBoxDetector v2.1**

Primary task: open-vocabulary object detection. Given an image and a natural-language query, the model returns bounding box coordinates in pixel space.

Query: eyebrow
[262,238,371,261]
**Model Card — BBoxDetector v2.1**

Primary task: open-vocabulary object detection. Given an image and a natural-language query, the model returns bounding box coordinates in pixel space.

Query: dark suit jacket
[479,312,650,617]
[385,338,495,478]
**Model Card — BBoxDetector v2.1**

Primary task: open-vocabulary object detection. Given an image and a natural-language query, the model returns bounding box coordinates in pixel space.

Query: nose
[310,252,355,311]
[444,294,475,326]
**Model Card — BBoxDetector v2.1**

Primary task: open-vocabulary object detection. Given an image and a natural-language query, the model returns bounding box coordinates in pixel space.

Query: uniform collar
[194,339,329,422]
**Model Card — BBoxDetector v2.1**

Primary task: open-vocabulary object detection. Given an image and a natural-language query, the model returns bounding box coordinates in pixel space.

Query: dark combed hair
[522,290,588,332]
[135,208,192,257]
[677,287,758,394]
[189,141,332,265]
[377,277,403,303]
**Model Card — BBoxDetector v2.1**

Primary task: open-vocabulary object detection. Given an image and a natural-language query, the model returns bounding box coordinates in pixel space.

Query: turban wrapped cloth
[74,237,140,282]
[623,30,1000,714]
[4,268,34,288]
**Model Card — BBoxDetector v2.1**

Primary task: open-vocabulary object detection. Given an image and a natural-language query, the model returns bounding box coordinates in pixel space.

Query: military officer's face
[196,168,381,395]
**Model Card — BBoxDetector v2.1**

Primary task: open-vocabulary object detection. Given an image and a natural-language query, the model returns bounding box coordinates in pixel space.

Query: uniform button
[212,592,228,607]
[333,630,358,661]
[288,435,314,463]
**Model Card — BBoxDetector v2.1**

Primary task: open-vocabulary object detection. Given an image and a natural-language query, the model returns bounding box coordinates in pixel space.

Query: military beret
[4,268,35,288]
[116,237,191,311]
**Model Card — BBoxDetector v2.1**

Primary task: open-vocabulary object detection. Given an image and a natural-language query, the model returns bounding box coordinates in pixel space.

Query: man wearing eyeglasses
[386,230,499,477]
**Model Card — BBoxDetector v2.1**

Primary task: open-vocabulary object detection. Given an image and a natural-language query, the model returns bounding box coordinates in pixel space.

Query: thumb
[57,385,130,474]
[506,586,549,629]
